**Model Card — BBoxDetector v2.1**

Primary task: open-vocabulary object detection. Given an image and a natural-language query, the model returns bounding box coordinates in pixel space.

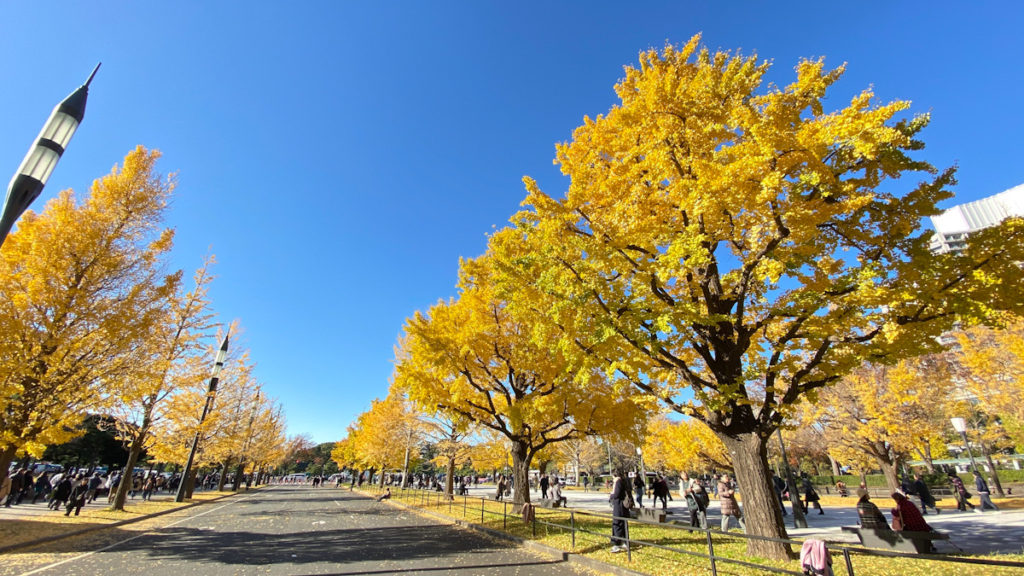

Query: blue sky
[2,2,1022,444]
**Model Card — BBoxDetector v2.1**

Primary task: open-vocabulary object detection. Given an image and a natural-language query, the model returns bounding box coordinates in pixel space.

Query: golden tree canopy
[0,146,178,467]
[396,255,644,461]
[493,35,1024,434]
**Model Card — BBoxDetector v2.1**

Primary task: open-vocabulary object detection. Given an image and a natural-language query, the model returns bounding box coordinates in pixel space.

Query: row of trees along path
[390,36,1024,561]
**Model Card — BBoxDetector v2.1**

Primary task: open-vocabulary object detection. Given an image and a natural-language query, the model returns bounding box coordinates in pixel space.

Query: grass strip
[367,486,1024,576]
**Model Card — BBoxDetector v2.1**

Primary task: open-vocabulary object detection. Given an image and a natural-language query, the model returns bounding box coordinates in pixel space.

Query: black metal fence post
[625,517,631,561]
[480,498,484,523]
[706,529,718,576]
[843,547,855,576]
[503,501,507,530]
[570,511,576,549]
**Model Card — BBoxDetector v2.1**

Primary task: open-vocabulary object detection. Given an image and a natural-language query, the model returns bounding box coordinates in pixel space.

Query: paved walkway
[1,486,592,576]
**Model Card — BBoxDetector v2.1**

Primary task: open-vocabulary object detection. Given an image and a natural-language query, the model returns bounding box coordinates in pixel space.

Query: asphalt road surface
[2,486,594,576]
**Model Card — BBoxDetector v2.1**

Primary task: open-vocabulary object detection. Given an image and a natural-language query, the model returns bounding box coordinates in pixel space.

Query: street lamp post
[1,64,100,249]
[175,333,230,502]
[950,417,979,473]
[776,429,808,528]
[636,446,646,488]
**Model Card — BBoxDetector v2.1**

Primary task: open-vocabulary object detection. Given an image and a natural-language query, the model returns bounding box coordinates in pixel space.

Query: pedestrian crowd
[1,464,183,517]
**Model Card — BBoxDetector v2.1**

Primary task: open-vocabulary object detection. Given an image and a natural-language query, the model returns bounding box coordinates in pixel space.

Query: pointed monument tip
[85,63,101,88]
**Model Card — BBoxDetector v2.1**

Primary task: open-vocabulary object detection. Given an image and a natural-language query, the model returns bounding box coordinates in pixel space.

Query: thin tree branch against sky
[1,1,1021,443]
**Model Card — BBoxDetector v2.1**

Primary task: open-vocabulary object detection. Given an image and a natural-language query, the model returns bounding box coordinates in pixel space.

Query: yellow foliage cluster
[337,393,422,474]
[644,415,730,474]
[953,319,1024,450]
[394,254,645,494]
[1,147,177,467]
[0,146,288,488]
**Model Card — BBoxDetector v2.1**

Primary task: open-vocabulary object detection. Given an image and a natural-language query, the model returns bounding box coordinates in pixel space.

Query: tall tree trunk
[0,445,17,493]
[217,459,231,492]
[511,440,532,506]
[979,442,1005,496]
[234,461,246,491]
[873,454,900,494]
[184,468,198,499]
[913,443,936,473]
[828,454,841,476]
[401,443,411,488]
[445,456,456,499]
[112,421,150,511]
[719,431,792,561]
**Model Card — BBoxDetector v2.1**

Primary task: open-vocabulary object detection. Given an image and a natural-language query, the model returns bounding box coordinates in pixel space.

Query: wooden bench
[841,526,949,554]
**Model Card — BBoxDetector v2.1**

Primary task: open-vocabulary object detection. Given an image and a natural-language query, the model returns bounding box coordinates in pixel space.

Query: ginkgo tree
[396,255,645,506]
[552,435,607,484]
[489,35,1024,558]
[954,318,1024,452]
[108,256,218,510]
[809,359,954,492]
[420,408,475,497]
[345,393,424,485]
[0,146,179,488]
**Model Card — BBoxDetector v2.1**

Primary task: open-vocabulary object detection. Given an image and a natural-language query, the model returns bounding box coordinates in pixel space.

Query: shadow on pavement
[30,524,532,566]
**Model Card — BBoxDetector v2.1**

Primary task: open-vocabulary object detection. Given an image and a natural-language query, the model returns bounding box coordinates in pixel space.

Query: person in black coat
[911,473,939,514]
[65,474,88,517]
[632,472,646,508]
[609,469,630,553]
[49,476,73,510]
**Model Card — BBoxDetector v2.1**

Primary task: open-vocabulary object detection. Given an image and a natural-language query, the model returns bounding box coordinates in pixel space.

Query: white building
[929,183,1024,253]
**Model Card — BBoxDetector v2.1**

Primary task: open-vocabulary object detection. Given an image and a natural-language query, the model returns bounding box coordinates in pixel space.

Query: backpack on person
[692,482,710,509]
[623,489,635,510]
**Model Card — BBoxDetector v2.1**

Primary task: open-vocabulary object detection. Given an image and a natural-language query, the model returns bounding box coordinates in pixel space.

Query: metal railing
[360,484,1024,576]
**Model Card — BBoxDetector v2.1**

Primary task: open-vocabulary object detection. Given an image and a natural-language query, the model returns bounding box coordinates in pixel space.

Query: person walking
[86,472,103,503]
[31,471,51,504]
[142,474,157,501]
[609,469,630,553]
[582,475,590,493]
[632,471,646,509]
[652,474,670,510]
[773,473,788,516]
[4,468,26,507]
[495,475,506,502]
[539,474,549,499]
[49,475,73,511]
[717,474,745,532]
[973,470,999,511]
[802,476,824,515]
[948,472,976,512]
[911,473,939,515]
[682,471,708,529]
[65,474,89,517]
